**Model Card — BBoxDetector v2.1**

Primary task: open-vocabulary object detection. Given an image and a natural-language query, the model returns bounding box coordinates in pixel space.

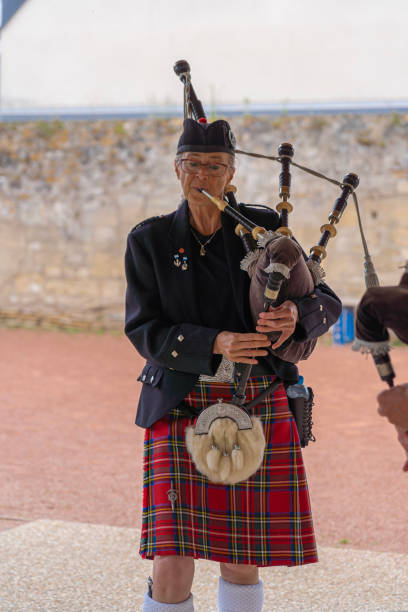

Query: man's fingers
[259,310,291,320]
[256,326,273,334]
[230,350,269,360]
[377,404,386,416]
[234,333,269,341]
[232,339,271,350]
[271,329,292,349]
[257,319,292,330]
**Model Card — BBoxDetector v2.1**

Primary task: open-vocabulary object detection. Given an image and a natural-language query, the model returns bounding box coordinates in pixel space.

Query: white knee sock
[217,577,264,612]
[142,591,194,611]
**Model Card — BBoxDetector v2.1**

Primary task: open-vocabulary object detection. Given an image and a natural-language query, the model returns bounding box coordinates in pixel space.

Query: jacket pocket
[137,362,164,387]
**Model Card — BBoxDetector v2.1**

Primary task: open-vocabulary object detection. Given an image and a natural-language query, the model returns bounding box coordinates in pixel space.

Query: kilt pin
[140,376,318,567]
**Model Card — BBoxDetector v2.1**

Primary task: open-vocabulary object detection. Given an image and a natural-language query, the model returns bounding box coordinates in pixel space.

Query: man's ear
[174,160,180,179]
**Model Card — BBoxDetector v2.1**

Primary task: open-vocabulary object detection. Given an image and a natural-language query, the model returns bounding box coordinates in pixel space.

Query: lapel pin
[174,248,188,271]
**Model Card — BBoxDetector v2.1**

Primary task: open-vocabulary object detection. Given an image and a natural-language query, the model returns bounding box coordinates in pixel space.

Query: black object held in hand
[373,353,395,387]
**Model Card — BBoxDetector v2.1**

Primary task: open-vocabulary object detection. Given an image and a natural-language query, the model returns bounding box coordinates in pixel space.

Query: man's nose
[196,164,209,177]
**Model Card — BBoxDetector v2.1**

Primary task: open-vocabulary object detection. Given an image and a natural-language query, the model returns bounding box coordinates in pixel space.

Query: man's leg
[142,556,195,611]
[218,563,263,612]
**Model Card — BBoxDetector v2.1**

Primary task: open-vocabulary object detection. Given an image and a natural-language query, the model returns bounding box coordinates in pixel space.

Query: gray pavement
[0,520,407,612]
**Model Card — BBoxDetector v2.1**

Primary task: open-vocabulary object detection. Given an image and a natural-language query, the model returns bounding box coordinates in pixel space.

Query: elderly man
[125,118,341,611]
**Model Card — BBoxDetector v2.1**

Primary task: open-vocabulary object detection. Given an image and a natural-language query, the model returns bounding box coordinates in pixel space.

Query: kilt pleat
[139,376,318,567]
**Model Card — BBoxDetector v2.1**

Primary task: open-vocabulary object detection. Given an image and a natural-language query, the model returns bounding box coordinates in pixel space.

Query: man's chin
[188,190,212,206]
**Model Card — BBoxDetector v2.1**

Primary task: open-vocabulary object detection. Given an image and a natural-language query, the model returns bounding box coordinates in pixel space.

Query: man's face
[174,152,235,207]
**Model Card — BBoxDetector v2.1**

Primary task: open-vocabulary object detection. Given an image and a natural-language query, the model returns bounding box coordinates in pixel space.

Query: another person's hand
[213,332,271,365]
[377,383,408,430]
[256,300,299,349]
[395,426,408,473]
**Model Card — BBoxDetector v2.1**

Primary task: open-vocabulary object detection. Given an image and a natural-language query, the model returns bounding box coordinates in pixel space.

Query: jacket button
[171,350,178,358]
[311,293,317,298]
[142,374,146,381]
[177,334,184,342]
[319,304,323,311]
[150,375,154,383]
[323,317,327,324]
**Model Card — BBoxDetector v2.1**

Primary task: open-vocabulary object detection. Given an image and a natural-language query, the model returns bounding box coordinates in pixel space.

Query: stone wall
[1,114,407,329]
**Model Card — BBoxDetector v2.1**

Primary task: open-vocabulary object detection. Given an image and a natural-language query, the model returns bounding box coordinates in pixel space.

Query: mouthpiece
[200,189,227,211]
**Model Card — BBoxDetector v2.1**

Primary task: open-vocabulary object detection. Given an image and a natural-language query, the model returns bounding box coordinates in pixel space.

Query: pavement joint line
[0,516,32,522]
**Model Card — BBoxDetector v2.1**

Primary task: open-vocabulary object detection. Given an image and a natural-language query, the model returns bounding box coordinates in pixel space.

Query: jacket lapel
[168,200,203,325]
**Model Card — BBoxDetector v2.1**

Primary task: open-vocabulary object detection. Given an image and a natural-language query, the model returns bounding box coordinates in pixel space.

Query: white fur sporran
[185,399,266,484]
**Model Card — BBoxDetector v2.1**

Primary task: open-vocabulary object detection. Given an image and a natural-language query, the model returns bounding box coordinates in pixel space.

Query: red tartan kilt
[139,375,318,567]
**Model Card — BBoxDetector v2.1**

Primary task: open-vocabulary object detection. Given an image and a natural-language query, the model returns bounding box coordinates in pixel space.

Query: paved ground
[1,329,407,610]
[1,520,407,611]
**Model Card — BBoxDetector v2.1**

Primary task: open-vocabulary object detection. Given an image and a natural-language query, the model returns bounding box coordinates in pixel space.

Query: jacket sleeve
[124,232,222,375]
[291,281,342,342]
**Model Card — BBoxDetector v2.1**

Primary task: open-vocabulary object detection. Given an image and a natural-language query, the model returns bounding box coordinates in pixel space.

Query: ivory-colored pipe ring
[310,244,327,259]
[252,226,266,240]
[320,223,337,237]
[235,223,250,237]
[276,226,293,237]
[276,201,293,213]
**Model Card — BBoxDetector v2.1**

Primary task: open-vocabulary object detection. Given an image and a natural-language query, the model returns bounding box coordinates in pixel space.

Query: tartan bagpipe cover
[139,375,318,567]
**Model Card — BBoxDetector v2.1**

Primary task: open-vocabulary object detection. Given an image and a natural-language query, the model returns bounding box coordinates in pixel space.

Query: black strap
[244,378,281,412]
[231,363,253,405]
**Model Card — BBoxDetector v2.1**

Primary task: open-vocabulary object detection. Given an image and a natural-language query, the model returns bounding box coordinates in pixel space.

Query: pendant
[200,245,206,256]
[173,254,181,267]
[181,255,188,271]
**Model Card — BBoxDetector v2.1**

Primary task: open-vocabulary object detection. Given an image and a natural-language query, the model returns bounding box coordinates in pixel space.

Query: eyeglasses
[178,158,230,177]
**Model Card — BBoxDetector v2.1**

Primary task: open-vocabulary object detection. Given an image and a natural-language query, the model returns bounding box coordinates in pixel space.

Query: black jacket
[124,200,342,428]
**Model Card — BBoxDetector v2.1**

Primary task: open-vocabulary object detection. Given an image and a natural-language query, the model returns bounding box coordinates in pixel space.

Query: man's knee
[152,555,195,603]
[220,562,259,585]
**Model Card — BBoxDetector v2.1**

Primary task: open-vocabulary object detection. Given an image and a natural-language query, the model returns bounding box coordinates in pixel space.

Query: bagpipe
[173,60,388,483]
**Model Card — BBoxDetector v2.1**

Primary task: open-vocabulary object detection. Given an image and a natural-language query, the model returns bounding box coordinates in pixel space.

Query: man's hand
[213,332,271,365]
[256,300,299,349]
[395,427,408,473]
[377,384,408,473]
[377,384,408,430]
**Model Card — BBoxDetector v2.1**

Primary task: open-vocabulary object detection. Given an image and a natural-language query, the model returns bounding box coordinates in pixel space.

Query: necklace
[190,226,218,256]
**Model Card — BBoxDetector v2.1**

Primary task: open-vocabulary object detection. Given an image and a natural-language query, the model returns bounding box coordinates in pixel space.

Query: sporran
[185,399,266,485]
